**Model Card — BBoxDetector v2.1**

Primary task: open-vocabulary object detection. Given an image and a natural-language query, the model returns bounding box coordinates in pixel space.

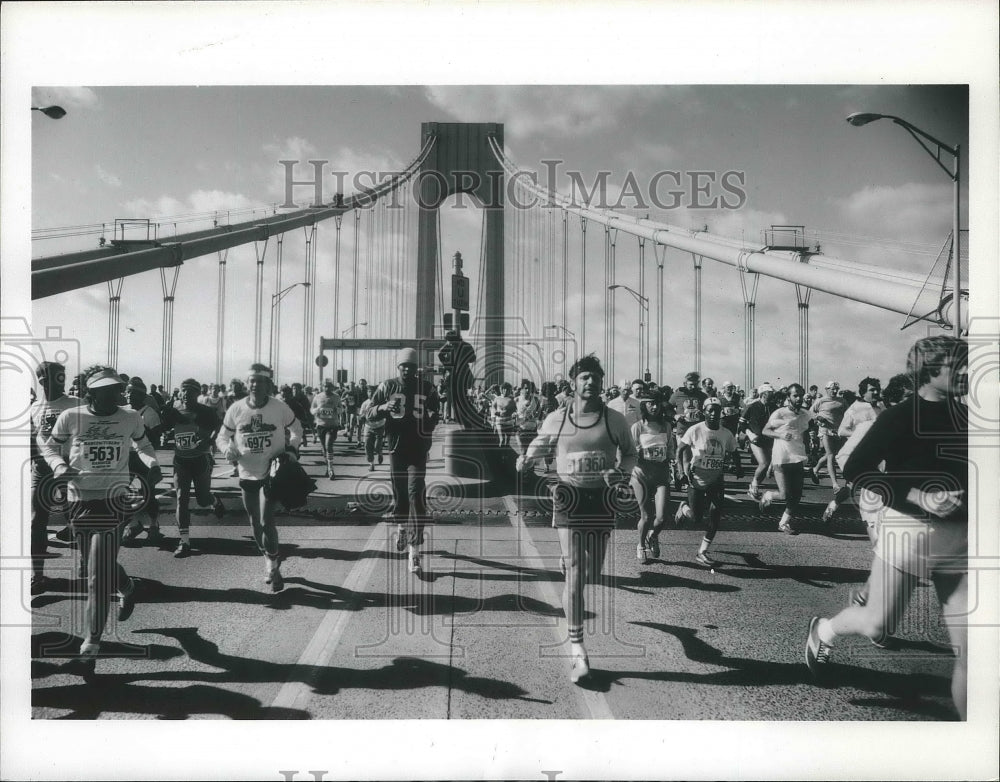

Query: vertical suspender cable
[253,238,268,363]
[216,248,228,384]
[333,215,343,381]
[579,217,587,356]
[273,233,285,375]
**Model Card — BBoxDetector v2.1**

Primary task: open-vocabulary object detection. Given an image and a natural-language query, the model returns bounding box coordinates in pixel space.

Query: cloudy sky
[26,82,972,392]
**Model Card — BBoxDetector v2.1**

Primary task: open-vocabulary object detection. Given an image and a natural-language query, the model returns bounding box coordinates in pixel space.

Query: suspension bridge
[31,121,968,392]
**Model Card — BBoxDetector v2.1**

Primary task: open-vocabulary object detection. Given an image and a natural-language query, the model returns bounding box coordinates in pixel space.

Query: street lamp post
[846,112,963,334]
[270,282,307,372]
[32,105,67,120]
[342,321,367,382]
[545,324,576,379]
[608,284,650,380]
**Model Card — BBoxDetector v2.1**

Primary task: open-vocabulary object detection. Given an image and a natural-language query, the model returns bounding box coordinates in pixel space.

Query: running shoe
[212,494,226,519]
[804,616,832,678]
[369,463,375,471]
[849,588,867,607]
[408,551,422,575]
[778,519,797,535]
[807,465,820,485]
[636,543,649,565]
[695,551,714,567]
[747,484,761,501]
[758,492,773,512]
[821,501,837,523]
[173,541,191,559]
[645,532,660,559]
[117,578,136,622]
[674,502,689,528]
[870,631,895,650]
[378,455,384,465]
[269,564,284,592]
[569,646,590,684]
[79,639,100,659]
[120,522,143,546]
[395,526,408,552]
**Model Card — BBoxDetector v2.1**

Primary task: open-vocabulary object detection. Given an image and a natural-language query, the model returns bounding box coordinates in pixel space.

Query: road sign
[451,274,469,311]
[315,354,329,367]
[443,312,469,330]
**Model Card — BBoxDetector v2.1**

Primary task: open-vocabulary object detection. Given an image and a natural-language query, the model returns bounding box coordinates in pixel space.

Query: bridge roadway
[29,424,957,721]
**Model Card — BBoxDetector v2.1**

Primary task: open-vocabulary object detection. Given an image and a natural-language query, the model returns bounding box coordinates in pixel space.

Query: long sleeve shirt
[843,395,968,524]
[42,404,158,502]
[366,376,440,453]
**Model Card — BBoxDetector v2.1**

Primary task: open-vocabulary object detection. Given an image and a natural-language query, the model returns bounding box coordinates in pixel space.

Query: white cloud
[425,86,662,140]
[262,137,407,205]
[832,182,952,243]
[121,191,261,224]
[95,164,122,188]
[31,86,99,110]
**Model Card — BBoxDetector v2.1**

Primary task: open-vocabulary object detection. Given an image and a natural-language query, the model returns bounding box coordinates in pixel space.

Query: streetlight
[846,112,963,334]
[32,105,67,120]
[269,282,307,370]
[342,322,367,382]
[608,284,650,380]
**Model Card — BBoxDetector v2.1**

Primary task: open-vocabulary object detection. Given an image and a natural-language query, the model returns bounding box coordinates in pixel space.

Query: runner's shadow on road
[32,680,309,719]
[36,627,551,715]
[707,552,870,587]
[134,577,359,612]
[571,620,954,719]
[634,567,741,594]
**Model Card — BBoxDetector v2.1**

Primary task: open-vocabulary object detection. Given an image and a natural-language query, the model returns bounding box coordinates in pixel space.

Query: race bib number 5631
[83,440,122,469]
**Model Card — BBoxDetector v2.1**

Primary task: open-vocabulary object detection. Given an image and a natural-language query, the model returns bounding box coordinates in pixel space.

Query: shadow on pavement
[704,551,870,587]
[597,620,957,720]
[33,627,550,718]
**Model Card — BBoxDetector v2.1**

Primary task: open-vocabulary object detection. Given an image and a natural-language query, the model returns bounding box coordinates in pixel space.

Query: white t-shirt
[681,422,737,488]
[765,407,812,465]
[217,397,302,480]
[311,390,342,427]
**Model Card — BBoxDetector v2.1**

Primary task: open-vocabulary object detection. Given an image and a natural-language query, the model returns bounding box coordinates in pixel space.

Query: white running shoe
[569,644,590,683]
[636,543,649,564]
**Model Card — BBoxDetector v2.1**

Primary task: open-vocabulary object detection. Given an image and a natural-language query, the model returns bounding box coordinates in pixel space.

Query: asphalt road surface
[28,424,959,721]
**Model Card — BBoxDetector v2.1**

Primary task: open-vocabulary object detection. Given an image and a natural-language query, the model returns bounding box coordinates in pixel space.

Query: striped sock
[568,625,584,644]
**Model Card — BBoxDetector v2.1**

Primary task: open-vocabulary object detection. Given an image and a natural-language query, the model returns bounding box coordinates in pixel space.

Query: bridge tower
[416,122,504,384]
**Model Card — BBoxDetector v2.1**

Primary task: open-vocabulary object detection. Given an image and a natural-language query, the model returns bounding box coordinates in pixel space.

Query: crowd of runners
[29,335,970,717]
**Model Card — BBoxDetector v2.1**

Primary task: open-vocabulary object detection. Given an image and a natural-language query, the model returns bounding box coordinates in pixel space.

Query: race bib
[82,439,123,470]
[173,423,200,453]
[242,432,273,453]
[639,433,670,462]
[695,454,724,471]
[561,450,608,477]
[315,406,338,422]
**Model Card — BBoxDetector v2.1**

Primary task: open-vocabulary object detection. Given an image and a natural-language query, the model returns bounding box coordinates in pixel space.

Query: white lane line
[269,523,386,712]
[501,494,616,720]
